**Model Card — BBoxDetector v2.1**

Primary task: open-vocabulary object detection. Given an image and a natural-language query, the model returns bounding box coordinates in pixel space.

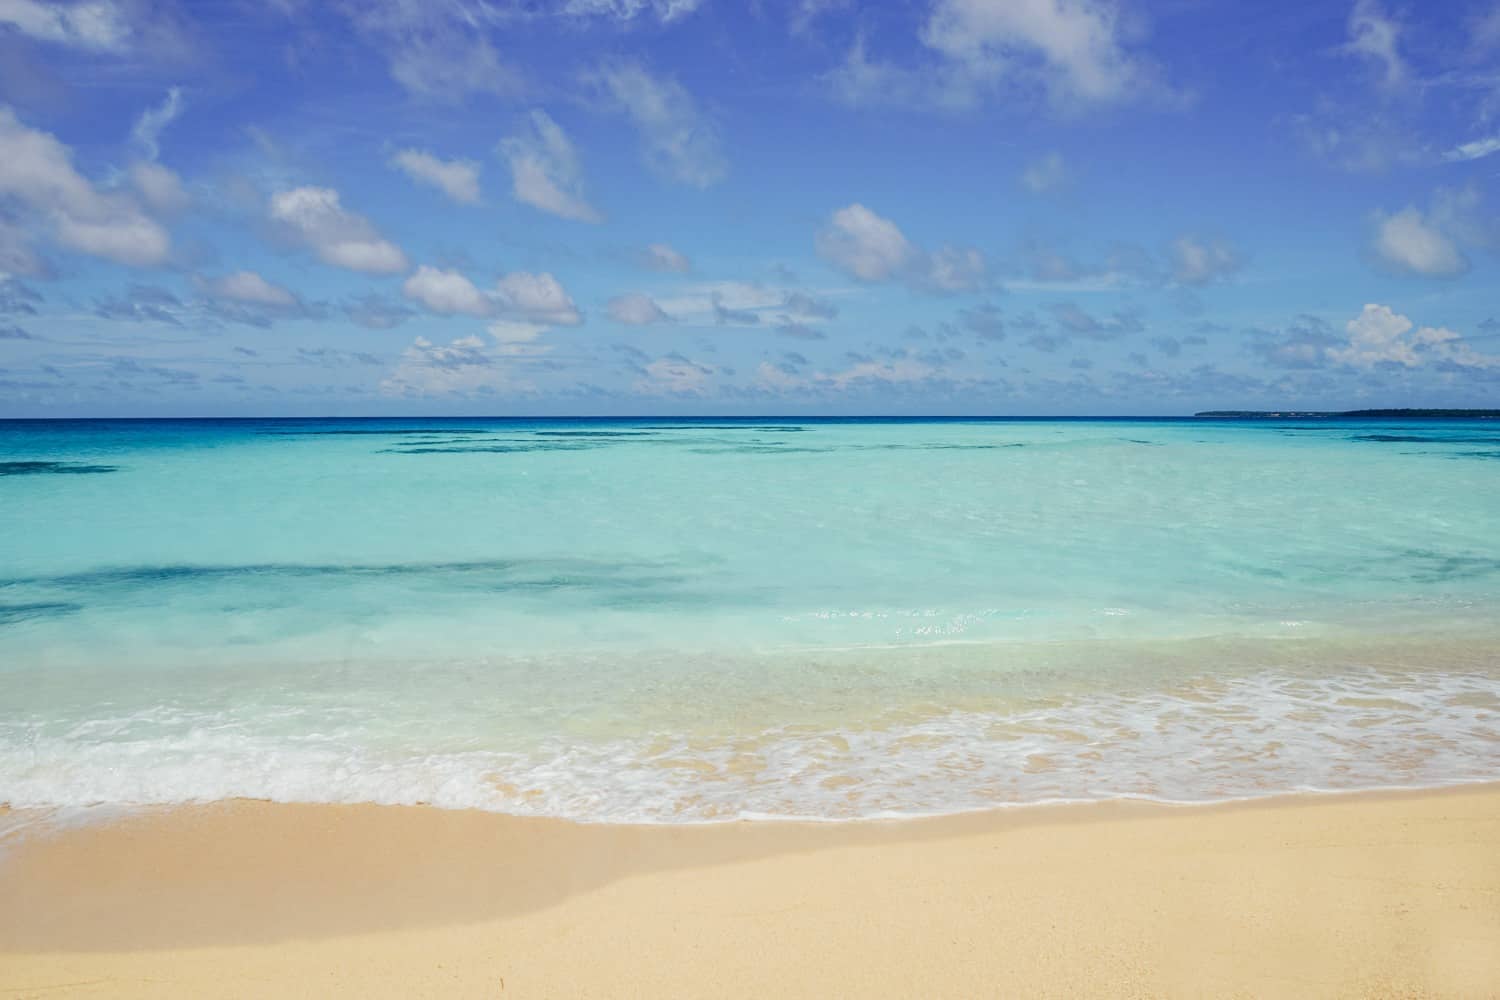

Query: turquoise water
[2,417,1498,821]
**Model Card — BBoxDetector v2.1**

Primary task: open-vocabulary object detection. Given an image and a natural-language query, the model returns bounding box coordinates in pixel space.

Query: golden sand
[3,785,1499,997]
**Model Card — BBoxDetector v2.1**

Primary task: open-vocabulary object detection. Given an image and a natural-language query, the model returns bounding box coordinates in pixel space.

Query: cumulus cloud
[1170,235,1242,286]
[1333,303,1495,369]
[494,271,582,326]
[129,161,190,215]
[400,265,583,326]
[607,292,671,325]
[381,334,501,397]
[927,244,988,292]
[816,203,987,292]
[831,0,1174,111]
[1371,205,1468,276]
[637,241,691,272]
[0,0,130,51]
[594,61,727,187]
[0,107,170,267]
[924,0,1166,107]
[1020,151,1068,192]
[402,265,491,316]
[498,110,602,222]
[197,270,319,327]
[202,270,297,308]
[816,203,919,281]
[1251,305,1498,371]
[268,186,408,274]
[389,148,481,204]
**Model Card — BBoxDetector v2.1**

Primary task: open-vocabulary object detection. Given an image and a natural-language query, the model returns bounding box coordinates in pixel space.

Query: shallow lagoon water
[2,417,1498,821]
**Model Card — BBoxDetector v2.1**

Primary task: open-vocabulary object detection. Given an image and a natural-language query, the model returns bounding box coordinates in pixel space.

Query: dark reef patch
[379,443,601,454]
[688,446,835,455]
[1,557,698,596]
[0,461,119,476]
[267,429,496,436]
[0,601,84,625]
[639,425,808,433]
[1352,434,1500,444]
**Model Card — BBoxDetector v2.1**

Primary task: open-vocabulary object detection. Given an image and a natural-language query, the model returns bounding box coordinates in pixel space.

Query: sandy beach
[2,784,1498,998]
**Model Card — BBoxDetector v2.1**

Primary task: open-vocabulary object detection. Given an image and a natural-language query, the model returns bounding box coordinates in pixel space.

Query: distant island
[1195,409,1500,419]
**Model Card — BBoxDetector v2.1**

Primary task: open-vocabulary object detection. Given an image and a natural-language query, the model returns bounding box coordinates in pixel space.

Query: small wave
[2,667,1495,824]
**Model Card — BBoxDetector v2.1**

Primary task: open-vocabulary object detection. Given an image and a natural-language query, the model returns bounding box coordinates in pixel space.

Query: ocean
[2,416,1497,822]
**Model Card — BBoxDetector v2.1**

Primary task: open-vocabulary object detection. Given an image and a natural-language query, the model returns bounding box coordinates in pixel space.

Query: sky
[1,0,1499,417]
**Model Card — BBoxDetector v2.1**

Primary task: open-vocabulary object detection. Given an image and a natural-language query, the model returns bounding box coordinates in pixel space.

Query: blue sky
[1,0,1499,416]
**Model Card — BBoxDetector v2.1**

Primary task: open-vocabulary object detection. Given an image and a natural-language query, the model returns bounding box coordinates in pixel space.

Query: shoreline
[3,784,1499,996]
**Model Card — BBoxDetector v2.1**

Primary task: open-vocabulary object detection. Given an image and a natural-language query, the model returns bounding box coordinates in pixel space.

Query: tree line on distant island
[1194,409,1500,419]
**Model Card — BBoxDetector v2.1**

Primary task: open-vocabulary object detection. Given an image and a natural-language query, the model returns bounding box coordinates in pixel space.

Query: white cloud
[129,161,190,215]
[494,271,582,326]
[654,280,785,325]
[560,0,703,21]
[1170,235,1241,286]
[339,3,522,101]
[1020,151,1068,193]
[268,186,408,274]
[485,319,550,351]
[0,107,170,267]
[1372,206,1467,277]
[402,265,491,316]
[608,292,671,325]
[1443,135,1500,163]
[1330,303,1497,369]
[498,110,602,222]
[634,354,715,395]
[825,36,965,110]
[381,334,504,397]
[919,0,1167,108]
[816,203,920,282]
[595,62,727,187]
[203,270,298,308]
[389,148,481,205]
[1345,0,1408,92]
[927,245,988,292]
[0,0,129,51]
[131,87,183,162]
[398,265,584,326]
[826,357,938,389]
[638,242,691,272]
[816,203,986,292]
[391,36,520,101]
